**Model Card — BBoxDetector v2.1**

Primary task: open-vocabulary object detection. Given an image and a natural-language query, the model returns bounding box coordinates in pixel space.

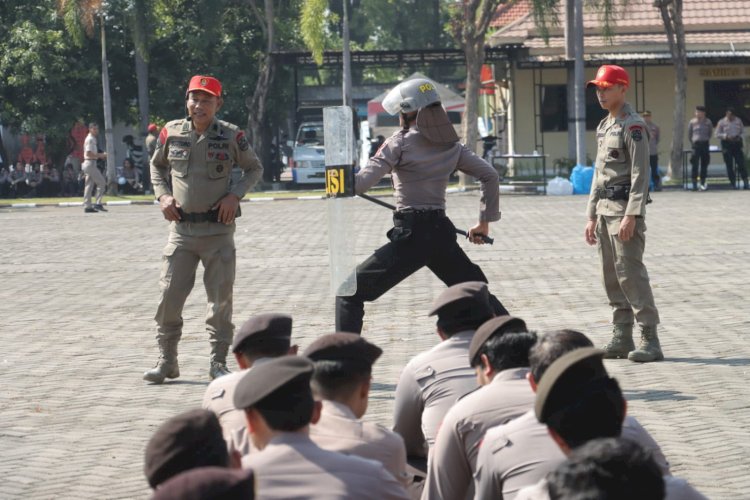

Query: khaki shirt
[310,400,410,488]
[355,128,501,222]
[474,411,671,500]
[586,103,650,219]
[392,330,478,458]
[202,368,256,456]
[688,117,713,143]
[422,368,534,500]
[150,117,263,237]
[716,116,744,140]
[242,432,409,499]
[82,133,97,169]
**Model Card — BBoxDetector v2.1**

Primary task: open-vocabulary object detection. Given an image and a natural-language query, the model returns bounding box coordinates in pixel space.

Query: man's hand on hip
[214,194,240,224]
[159,195,181,222]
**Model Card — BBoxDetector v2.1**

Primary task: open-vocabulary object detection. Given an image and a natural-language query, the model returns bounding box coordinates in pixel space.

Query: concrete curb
[0,187,483,210]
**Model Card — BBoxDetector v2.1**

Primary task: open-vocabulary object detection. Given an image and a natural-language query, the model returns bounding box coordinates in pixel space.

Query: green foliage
[530,0,624,43]
[300,0,331,65]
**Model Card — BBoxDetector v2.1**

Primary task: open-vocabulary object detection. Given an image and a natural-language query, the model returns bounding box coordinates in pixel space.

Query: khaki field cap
[428,281,489,317]
[534,347,607,423]
[232,313,293,353]
[587,65,630,89]
[144,409,227,488]
[469,316,527,366]
[304,332,383,366]
[233,356,314,410]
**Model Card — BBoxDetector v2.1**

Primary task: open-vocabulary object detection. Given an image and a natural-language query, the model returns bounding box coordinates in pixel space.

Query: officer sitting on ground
[235,356,409,499]
[423,316,536,500]
[336,77,508,334]
[151,467,255,500]
[202,313,297,456]
[515,348,705,500]
[474,330,669,500]
[392,282,493,467]
[545,438,664,500]
[144,409,241,490]
[305,333,411,490]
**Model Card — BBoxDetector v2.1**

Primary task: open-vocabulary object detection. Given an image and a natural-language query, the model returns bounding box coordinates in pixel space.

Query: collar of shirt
[267,431,314,448]
[321,400,358,420]
[490,367,531,386]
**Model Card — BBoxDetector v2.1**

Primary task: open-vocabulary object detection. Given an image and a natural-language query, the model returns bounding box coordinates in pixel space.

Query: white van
[291,122,325,184]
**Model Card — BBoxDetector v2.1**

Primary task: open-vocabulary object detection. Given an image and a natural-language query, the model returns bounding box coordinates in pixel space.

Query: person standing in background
[715,108,749,189]
[642,111,661,191]
[688,106,713,191]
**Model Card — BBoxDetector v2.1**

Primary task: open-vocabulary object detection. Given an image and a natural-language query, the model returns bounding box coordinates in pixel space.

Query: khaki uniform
[474,411,670,500]
[586,103,659,327]
[82,133,105,208]
[241,432,409,499]
[202,368,257,456]
[393,330,478,458]
[310,400,410,489]
[150,117,262,350]
[422,367,534,500]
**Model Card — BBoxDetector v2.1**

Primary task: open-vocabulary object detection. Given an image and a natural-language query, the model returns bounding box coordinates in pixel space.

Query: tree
[448,0,506,185]
[58,0,118,192]
[129,0,153,139]
[654,0,686,177]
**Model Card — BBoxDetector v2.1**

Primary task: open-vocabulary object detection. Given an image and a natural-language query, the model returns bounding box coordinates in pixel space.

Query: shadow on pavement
[662,357,750,366]
[623,389,696,402]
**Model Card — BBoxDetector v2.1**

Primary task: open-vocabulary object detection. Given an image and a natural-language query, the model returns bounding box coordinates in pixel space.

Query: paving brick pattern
[0,190,748,499]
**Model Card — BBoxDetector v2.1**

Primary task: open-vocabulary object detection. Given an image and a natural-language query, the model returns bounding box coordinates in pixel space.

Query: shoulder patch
[158,127,168,147]
[236,131,250,151]
[629,125,643,142]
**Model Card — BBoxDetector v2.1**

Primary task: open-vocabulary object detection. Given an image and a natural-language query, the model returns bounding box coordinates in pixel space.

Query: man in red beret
[145,75,264,383]
[584,65,662,363]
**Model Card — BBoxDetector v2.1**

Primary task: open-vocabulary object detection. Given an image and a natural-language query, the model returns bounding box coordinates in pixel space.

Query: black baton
[357,193,494,245]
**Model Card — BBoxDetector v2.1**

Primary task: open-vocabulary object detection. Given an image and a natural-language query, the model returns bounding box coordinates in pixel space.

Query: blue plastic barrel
[570,165,594,195]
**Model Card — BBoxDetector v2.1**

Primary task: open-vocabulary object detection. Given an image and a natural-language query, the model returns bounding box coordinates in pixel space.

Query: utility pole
[342,0,353,108]
[564,0,576,161]
[573,0,586,166]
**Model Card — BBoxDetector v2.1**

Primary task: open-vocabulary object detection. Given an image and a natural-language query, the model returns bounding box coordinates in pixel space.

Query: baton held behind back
[357,193,494,245]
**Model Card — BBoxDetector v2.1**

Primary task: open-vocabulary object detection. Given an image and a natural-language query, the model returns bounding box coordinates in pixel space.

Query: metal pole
[342,0,353,108]
[573,0,587,166]
[564,0,576,161]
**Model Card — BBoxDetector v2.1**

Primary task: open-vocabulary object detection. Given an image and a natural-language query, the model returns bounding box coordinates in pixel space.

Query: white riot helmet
[382,77,459,144]
[382,78,441,115]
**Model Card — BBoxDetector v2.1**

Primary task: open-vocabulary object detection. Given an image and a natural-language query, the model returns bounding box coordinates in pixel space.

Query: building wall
[506,62,750,172]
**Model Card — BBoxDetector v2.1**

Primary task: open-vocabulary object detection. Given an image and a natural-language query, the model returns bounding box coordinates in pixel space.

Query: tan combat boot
[602,323,635,359]
[143,339,180,383]
[209,342,231,380]
[628,325,664,363]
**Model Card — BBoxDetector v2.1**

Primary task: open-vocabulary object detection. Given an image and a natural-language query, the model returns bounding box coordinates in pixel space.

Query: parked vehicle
[290,122,325,184]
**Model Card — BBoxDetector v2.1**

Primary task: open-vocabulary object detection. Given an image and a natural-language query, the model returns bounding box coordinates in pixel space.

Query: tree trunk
[657,0,687,178]
[246,0,276,183]
[100,14,117,194]
[135,51,150,189]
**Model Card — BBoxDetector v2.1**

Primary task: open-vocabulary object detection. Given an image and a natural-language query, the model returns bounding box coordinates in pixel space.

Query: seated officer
[546,438,664,500]
[151,467,255,500]
[235,357,409,499]
[515,348,705,500]
[305,333,411,489]
[423,316,536,500]
[392,281,493,464]
[474,330,669,500]
[144,409,241,490]
[202,313,297,456]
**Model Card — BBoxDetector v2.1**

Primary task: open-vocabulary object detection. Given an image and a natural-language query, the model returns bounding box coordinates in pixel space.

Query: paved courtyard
[0,190,748,499]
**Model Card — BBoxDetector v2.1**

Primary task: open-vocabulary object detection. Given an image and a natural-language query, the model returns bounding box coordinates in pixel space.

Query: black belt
[394,208,445,219]
[596,185,630,201]
[178,205,241,223]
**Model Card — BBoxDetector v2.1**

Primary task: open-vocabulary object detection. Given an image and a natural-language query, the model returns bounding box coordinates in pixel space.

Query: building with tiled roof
[484,0,750,178]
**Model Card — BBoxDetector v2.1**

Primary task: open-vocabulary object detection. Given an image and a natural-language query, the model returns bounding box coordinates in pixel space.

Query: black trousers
[721,140,748,186]
[335,213,508,334]
[691,141,710,185]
